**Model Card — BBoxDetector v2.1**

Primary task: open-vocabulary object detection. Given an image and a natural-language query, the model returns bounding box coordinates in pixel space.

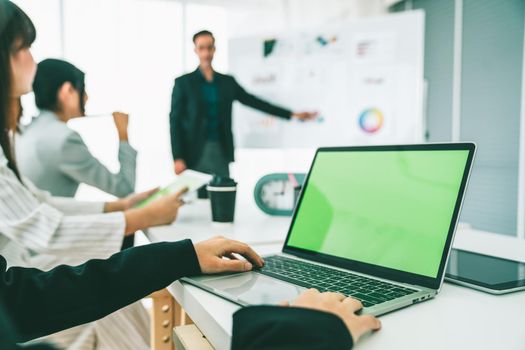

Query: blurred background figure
[17,58,137,199]
[169,30,317,177]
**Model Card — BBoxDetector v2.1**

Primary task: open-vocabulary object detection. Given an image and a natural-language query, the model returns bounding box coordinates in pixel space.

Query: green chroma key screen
[287,149,470,278]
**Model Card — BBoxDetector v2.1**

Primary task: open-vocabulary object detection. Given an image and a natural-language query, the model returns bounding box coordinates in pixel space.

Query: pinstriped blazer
[16,111,137,198]
[0,146,125,270]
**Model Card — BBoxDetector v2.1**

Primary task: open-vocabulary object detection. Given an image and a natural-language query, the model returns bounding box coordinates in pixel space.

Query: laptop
[182,143,476,316]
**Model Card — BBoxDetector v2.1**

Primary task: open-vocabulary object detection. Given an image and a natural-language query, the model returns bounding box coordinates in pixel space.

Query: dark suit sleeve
[0,239,200,342]
[231,306,354,350]
[232,77,292,119]
[169,78,187,161]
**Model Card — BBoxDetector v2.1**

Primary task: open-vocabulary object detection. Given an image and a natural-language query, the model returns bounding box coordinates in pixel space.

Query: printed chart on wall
[229,11,425,148]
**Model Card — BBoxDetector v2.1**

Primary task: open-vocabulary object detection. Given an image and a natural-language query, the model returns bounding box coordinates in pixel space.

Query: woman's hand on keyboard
[283,288,382,343]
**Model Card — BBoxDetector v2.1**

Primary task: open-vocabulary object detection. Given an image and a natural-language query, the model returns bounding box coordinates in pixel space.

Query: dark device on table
[445,248,525,295]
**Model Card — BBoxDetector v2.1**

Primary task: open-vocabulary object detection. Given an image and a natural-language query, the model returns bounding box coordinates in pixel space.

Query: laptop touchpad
[201,272,306,305]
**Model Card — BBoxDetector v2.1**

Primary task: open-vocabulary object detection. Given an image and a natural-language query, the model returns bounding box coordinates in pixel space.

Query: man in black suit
[169,30,318,176]
[0,236,380,349]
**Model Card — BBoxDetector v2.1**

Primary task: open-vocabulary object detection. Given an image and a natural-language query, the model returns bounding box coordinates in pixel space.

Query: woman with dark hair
[0,0,35,182]
[17,58,138,199]
[0,1,380,349]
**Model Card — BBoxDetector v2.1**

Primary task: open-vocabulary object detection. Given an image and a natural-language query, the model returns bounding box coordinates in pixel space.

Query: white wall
[223,0,386,38]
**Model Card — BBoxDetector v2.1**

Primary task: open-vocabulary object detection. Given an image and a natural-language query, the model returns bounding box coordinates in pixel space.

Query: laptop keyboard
[258,255,418,308]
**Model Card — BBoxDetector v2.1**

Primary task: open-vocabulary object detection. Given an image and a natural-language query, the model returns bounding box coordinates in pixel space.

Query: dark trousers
[192,141,230,177]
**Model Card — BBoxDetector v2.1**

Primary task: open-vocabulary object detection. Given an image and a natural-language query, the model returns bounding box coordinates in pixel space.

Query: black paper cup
[207,182,237,223]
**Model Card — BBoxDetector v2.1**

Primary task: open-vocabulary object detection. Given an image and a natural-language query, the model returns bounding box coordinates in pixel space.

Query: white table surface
[148,197,525,350]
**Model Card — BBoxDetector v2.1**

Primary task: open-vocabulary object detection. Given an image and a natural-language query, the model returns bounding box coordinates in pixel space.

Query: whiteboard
[229,11,425,148]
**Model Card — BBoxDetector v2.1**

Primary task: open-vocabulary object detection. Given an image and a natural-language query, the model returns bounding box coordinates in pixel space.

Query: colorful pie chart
[358,108,384,133]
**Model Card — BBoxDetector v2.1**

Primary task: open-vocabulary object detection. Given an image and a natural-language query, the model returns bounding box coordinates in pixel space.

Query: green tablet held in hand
[135,170,213,208]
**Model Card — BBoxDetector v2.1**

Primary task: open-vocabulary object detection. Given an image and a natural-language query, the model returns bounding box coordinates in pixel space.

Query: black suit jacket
[169,69,292,167]
[0,240,200,348]
[0,240,353,350]
[232,306,354,350]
